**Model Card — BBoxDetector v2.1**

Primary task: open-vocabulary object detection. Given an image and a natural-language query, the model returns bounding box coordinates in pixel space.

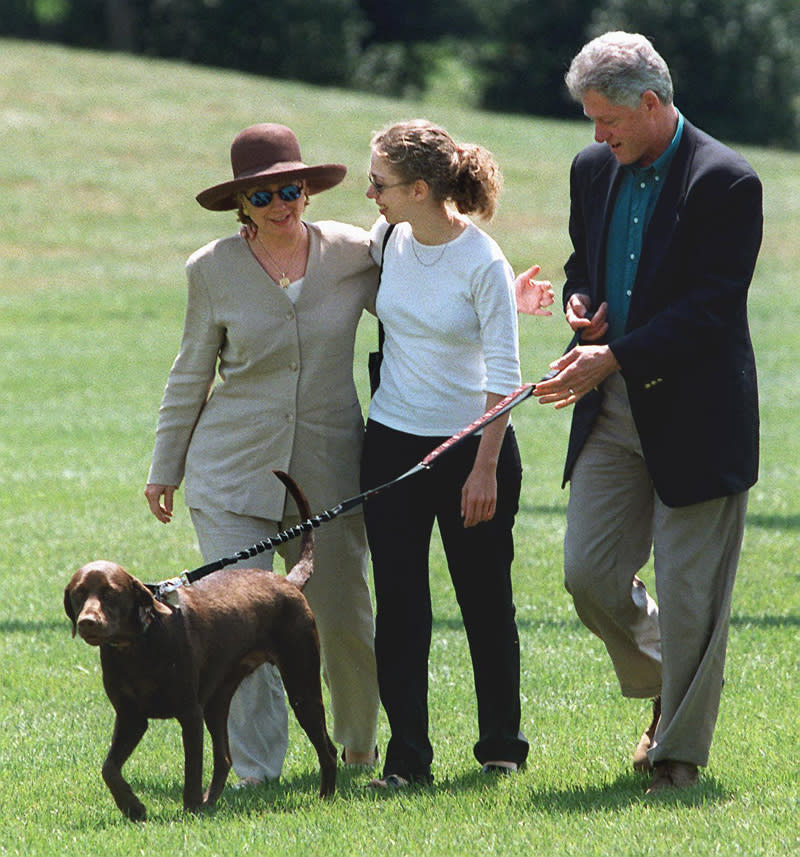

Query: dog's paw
[122,800,147,822]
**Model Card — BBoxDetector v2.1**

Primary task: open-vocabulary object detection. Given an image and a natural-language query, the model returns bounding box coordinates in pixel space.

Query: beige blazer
[148,220,378,520]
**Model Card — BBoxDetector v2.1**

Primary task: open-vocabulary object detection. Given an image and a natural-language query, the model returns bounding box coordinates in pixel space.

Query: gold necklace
[410,217,460,267]
[411,237,447,267]
[255,224,305,288]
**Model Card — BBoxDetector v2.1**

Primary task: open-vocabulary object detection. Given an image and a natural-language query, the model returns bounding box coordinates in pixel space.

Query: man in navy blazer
[533,32,762,793]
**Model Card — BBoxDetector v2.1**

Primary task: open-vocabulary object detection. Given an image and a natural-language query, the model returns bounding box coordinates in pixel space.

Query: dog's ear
[131,576,158,630]
[64,585,77,638]
[132,576,155,605]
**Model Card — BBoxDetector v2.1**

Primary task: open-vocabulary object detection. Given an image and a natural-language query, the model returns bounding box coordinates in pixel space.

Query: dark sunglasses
[247,184,304,207]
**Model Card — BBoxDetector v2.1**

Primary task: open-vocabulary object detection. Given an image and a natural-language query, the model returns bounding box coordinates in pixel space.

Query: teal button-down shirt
[605,110,685,341]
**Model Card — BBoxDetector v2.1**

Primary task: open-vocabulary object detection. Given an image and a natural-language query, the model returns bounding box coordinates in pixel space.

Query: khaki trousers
[190,506,379,781]
[564,372,746,767]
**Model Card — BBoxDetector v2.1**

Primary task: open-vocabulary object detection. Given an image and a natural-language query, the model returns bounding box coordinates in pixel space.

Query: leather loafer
[646,760,699,794]
[667,761,699,789]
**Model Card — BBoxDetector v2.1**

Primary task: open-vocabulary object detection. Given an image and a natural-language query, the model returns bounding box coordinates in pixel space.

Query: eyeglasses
[246,184,304,207]
[367,173,411,194]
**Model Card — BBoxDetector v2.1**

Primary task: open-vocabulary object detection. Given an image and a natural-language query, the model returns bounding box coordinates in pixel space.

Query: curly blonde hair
[371,120,502,221]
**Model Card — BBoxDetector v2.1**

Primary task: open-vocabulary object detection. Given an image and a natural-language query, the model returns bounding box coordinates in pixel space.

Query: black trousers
[361,419,529,781]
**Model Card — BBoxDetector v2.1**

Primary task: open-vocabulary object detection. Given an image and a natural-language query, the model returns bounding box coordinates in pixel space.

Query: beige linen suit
[148,220,380,777]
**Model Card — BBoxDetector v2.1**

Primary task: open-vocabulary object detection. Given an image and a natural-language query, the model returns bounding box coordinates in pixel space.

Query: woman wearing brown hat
[144,123,381,784]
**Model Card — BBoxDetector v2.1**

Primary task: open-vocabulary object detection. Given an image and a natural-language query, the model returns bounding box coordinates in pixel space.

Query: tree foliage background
[5,0,800,148]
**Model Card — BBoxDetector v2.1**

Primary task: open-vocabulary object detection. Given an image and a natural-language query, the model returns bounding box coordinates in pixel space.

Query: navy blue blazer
[562,119,762,508]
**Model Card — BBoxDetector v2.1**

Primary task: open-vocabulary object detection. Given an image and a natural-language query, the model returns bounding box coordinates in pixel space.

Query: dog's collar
[139,605,155,630]
[148,570,190,606]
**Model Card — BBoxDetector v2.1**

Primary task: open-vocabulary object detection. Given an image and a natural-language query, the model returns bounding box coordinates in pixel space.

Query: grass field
[1,38,798,856]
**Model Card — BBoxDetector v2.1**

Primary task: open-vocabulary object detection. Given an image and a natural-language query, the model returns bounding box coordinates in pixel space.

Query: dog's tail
[273,470,314,590]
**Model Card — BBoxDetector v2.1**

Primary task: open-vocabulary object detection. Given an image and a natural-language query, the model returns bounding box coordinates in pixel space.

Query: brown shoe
[633,696,661,773]
[668,761,699,789]
[645,760,699,794]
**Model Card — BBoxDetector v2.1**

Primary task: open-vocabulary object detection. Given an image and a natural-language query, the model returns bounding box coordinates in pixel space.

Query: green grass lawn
[1,38,798,856]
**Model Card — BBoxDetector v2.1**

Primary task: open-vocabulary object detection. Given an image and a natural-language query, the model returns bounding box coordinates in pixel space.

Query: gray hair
[565,31,673,108]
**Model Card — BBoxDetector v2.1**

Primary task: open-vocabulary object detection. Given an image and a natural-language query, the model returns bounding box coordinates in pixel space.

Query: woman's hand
[144,483,177,523]
[460,392,509,527]
[515,264,555,315]
[461,463,498,528]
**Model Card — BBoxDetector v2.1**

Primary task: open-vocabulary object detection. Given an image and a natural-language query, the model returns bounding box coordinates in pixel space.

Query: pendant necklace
[255,224,305,288]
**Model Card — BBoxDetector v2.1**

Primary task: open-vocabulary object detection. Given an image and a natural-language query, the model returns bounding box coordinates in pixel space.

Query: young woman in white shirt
[362,120,529,788]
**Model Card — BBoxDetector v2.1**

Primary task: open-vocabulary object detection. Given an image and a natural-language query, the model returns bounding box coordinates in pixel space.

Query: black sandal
[480,763,517,775]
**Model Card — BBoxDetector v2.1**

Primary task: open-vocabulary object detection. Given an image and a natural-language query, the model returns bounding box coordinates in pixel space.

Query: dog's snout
[75,597,108,643]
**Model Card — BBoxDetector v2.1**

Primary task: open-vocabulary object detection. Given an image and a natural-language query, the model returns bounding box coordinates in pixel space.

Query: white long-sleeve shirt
[368,219,521,436]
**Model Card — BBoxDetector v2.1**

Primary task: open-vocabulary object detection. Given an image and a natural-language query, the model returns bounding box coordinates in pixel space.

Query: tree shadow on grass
[730,612,800,628]
[746,512,800,531]
[1,618,69,634]
[8,612,800,639]
[432,614,585,633]
[517,501,568,517]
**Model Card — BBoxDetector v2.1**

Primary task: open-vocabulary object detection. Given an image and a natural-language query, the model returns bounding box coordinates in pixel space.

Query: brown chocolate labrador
[64,471,336,820]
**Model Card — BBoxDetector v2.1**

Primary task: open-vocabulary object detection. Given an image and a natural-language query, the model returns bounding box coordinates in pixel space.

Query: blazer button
[289,361,298,372]
[285,412,294,422]
[286,310,295,320]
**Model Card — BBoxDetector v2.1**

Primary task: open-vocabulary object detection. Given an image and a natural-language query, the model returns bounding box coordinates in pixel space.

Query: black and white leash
[149,380,540,602]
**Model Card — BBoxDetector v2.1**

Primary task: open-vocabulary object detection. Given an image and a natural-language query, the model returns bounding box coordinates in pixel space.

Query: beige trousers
[190,506,379,781]
[564,372,746,768]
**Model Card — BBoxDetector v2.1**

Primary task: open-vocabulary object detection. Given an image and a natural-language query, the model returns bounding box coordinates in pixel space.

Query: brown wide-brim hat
[196,123,347,211]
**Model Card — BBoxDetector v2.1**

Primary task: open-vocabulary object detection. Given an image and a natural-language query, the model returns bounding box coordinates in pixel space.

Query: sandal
[231,776,263,790]
[367,774,410,790]
[480,762,518,775]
